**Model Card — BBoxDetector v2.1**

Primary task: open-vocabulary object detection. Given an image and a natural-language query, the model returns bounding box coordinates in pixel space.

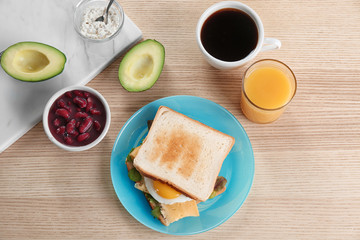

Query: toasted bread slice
[134,106,234,202]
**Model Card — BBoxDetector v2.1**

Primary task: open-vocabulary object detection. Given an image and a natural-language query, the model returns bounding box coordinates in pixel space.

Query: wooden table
[1,0,359,239]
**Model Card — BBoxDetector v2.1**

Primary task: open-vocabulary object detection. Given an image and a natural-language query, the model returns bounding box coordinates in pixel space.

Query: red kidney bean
[77,133,90,142]
[75,112,88,119]
[70,130,79,137]
[76,121,81,128]
[65,91,72,98]
[53,118,61,127]
[55,108,70,120]
[57,99,66,108]
[94,120,101,131]
[90,108,101,115]
[56,126,66,135]
[73,90,84,97]
[84,92,90,98]
[73,96,87,109]
[64,136,73,145]
[86,97,93,112]
[66,119,76,134]
[79,116,93,133]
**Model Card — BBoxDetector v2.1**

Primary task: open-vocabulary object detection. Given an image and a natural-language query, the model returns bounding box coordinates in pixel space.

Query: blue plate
[110,95,254,235]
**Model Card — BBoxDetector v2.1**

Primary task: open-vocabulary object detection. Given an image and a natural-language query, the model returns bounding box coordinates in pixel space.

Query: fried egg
[144,177,192,205]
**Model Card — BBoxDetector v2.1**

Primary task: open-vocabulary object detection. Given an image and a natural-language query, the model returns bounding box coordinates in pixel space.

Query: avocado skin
[118,39,165,92]
[1,41,67,82]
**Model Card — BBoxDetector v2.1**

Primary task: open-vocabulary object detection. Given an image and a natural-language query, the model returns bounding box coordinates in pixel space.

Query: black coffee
[201,8,258,62]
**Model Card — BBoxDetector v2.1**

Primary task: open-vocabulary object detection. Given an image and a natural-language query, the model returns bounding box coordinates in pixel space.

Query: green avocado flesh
[118,39,165,92]
[1,42,66,82]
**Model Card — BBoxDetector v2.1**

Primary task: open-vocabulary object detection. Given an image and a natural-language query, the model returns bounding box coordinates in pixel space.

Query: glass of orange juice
[241,59,297,123]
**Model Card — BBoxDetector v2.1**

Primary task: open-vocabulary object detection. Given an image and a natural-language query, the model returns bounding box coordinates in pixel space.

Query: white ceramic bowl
[43,85,111,151]
[73,0,124,42]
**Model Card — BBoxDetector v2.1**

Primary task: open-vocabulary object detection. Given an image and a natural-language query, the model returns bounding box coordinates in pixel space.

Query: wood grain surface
[1,0,360,239]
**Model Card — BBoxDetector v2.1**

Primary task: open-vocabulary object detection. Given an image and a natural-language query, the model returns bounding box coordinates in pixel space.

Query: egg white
[144,177,193,205]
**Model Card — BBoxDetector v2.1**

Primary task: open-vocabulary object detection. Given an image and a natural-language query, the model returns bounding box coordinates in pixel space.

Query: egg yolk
[153,180,181,199]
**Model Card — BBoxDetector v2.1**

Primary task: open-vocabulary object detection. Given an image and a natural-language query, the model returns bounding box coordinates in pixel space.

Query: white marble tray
[0,0,142,153]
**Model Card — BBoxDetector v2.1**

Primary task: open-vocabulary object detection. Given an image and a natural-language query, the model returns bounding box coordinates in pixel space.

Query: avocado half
[118,39,165,92]
[1,41,66,82]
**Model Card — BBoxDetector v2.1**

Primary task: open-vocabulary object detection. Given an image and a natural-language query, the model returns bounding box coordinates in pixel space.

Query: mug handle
[260,38,281,52]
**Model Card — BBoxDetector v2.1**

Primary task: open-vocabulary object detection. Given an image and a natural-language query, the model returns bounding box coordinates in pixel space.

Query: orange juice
[241,59,296,123]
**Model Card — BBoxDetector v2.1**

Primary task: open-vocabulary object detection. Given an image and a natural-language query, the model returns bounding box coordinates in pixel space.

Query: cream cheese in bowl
[74,0,124,42]
[80,6,120,39]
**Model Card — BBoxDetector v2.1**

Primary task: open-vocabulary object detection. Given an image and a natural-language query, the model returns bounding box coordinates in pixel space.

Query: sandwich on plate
[125,106,235,226]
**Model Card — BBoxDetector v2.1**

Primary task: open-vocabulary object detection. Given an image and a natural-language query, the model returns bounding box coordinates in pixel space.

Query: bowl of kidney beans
[43,85,111,151]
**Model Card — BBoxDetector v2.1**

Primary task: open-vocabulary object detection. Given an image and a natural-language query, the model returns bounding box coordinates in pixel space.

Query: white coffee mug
[196,1,281,70]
